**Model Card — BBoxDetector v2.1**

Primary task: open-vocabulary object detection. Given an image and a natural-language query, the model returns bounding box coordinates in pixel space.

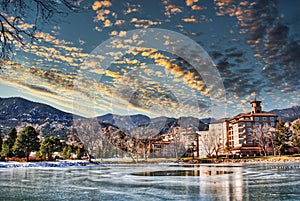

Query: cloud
[214,0,300,95]
[92,0,112,11]
[94,9,111,21]
[182,16,197,23]
[123,3,140,15]
[164,4,182,17]
[191,5,203,11]
[105,70,122,78]
[130,18,162,28]
[3,0,298,119]
[186,0,198,7]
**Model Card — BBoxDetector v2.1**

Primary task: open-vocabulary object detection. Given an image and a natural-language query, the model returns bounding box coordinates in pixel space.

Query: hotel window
[239,134,245,138]
[271,121,275,127]
[247,139,253,143]
[254,117,259,121]
[246,122,252,126]
[239,139,244,144]
[262,117,267,121]
[255,122,260,126]
[238,128,244,133]
[270,117,275,121]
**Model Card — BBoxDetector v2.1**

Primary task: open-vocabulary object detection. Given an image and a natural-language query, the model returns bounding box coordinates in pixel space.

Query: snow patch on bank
[0,160,102,168]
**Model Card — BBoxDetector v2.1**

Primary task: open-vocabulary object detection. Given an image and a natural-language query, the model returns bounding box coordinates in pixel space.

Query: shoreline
[1,156,300,168]
[182,155,300,164]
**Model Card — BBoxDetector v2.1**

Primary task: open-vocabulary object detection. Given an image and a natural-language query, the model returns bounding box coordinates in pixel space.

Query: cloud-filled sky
[1,0,299,119]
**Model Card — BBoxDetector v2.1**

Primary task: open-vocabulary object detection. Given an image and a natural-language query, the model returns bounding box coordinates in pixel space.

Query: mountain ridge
[0,97,207,138]
[0,97,299,139]
[268,105,300,122]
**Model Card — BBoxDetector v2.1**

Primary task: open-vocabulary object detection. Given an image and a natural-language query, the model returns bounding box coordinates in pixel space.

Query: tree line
[0,126,85,162]
[200,119,300,158]
[251,119,300,156]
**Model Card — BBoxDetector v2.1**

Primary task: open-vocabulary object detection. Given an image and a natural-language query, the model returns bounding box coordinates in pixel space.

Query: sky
[0,0,299,120]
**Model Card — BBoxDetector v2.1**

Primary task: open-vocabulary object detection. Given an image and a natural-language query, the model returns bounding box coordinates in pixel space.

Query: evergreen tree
[0,135,3,160]
[292,124,300,151]
[1,128,17,158]
[40,136,63,160]
[12,126,40,161]
[274,120,291,156]
[76,146,85,160]
[62,145,72,159]
[0,135,2,153]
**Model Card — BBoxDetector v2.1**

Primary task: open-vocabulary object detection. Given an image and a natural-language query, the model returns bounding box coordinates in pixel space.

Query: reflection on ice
[132,169,233,176]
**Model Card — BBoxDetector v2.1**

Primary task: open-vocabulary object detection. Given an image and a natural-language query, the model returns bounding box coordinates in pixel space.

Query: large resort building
[198,99,278,157]
[112,99,278,159]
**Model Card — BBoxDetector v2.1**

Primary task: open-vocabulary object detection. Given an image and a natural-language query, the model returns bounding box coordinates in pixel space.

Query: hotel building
[227,99,277,156]
[198,99,278,157]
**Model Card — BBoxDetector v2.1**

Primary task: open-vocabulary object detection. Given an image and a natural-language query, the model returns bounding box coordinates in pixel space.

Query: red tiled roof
[228,111,277,122]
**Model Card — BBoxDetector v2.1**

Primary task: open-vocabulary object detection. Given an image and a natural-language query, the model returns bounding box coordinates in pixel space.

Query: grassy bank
[179,155,300,164]
[93,155,300,164]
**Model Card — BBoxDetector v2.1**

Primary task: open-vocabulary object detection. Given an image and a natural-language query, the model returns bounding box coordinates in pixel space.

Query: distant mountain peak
[0,97,74,139]
[1,97,299,140]
[268,106,300,122]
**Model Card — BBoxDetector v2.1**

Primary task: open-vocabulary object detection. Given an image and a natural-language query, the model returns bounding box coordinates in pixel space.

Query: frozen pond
[0,162,300,200]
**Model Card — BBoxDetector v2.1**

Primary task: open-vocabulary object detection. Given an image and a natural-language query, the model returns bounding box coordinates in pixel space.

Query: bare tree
[0,0,79,63]
[102,127,140,163]
[73,118,104,162]
[172,129,186,158]
[200,129,220,158]
[251,125,274,156]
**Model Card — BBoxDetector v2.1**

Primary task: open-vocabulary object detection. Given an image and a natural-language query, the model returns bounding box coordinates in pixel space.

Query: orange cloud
[182,16,197,23]
[92,0,112,11]
[186,0,198,7]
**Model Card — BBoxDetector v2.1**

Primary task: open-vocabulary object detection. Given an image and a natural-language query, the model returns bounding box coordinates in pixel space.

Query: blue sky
[0,0,299,119]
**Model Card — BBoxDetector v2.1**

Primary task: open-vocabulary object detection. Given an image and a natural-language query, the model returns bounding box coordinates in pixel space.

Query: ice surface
[0,162,300,200]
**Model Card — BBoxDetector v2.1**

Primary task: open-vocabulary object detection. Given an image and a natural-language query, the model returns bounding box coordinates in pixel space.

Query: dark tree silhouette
[13,126,40,161]
[40,136,63,160]
[274,120,291,156]
[292,124,300,151]
[1,127,17,158]
[0,0,79,63]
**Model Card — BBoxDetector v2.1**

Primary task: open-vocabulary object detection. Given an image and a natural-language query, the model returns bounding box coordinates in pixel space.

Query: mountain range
[0,97,299,139]
[0,97,208,139]
[0,97,74,139]
[268,106,300,122]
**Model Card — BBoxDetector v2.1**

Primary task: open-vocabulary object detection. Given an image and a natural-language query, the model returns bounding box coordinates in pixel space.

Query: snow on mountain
[0,97,74,139]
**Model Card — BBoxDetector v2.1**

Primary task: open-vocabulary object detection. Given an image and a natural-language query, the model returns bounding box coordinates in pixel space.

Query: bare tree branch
[0,0,80,64]
[200,129,220,158]
[251,124,274,156]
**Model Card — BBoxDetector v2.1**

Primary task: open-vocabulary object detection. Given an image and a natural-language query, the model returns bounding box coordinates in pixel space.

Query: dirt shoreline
[183,156,300,164]
[100,156,300,164]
